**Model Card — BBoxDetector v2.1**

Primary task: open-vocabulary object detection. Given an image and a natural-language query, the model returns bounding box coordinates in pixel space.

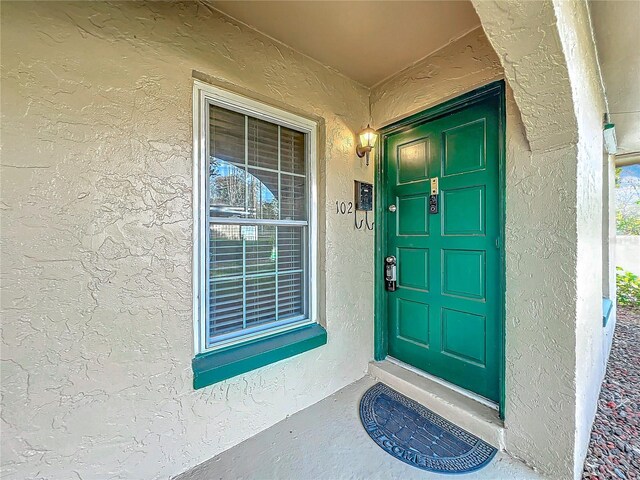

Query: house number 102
[335,201,353,214]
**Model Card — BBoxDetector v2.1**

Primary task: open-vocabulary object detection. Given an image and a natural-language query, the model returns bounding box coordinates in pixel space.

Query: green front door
[384,94,502,402]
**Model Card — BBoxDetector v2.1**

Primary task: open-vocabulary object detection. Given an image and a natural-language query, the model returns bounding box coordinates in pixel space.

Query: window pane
[210,224,277,278]
[280,127,305,175]
[209,105,245,218]
[209,160,246,218]
[278,272,304,320]
[246,225,276,275]
[281,174,306,220]
[278,226,303,272]
[245,275,277,328]
[210,225,243,279]
[205,102,311,346]
[248,117,279,170]
[247,168,279,220]
[209,278,244,337]
[210,105,244,165]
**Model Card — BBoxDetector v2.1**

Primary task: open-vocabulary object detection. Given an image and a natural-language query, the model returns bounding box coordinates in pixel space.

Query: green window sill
[192,323,327,389]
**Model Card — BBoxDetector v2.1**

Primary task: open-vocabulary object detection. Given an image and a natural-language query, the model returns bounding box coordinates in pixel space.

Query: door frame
[374,80,507,419]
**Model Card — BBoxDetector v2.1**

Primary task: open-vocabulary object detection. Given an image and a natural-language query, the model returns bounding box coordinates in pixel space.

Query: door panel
[397,248,429,291]
[397,194,430,236]
[441,308,487,365]
[398,139,431,183]
[384,96,501,402]
[442,186,485,235]
[397,299,430,346]
[442,249,485,300]
[442,119,486,176]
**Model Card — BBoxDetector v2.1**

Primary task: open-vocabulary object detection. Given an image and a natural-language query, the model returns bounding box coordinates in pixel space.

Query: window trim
[192,80,319,355]
[192,323,327,389]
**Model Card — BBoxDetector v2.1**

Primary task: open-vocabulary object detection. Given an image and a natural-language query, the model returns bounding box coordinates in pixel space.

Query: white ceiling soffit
[209,1,481,88]
[590,0,640,157]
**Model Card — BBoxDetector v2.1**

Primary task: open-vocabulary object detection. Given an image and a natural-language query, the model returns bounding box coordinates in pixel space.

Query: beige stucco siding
[370,28,503,128]
[0,2,373,478]
[1,2,613,480]
[553,1,611,476]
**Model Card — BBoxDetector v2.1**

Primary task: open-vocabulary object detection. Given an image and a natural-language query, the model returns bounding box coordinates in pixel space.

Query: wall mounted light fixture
[356,124,377,166]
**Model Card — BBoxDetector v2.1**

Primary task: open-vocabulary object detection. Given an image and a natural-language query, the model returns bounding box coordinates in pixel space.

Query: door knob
[388,204,397,213]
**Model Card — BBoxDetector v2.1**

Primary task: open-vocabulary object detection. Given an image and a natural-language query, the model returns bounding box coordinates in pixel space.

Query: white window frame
[192,80,319,354]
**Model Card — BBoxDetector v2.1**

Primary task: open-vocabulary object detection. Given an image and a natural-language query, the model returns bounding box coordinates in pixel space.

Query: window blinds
[207,105,308,344]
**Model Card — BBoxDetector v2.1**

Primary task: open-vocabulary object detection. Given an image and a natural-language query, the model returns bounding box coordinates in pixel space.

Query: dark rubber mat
[359,382,497,474]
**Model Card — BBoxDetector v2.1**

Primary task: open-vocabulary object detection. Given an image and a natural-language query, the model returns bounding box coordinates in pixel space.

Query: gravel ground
[583,306,640,480]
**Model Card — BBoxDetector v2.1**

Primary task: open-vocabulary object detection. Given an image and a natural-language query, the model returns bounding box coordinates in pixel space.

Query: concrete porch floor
[175,376,543,480]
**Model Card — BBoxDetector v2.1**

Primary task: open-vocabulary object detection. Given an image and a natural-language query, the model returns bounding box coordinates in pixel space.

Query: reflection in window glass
[245,225,276,275]
[206,103,308,346]
[209,278,244,337]
[280,126,305,175]
[209,160,245,217]
[210,105,244,166]
[278,272,304,320]
[248,117,279,170]
[246,275,277,328]
[247,168,279,220]
[281,174,306,220]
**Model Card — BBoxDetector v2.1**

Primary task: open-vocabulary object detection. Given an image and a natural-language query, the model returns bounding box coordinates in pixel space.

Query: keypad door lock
[385,256,397,292]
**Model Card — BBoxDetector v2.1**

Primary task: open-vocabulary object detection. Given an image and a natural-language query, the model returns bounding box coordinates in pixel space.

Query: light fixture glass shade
[359,125,377,149]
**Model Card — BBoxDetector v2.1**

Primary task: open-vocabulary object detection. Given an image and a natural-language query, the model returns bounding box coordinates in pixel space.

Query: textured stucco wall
[476,2,580,154]
[553,1,610,476]
[0,2,373,479]
[370,28,503,128]
[472,5,578,476]
[472,1,610,478]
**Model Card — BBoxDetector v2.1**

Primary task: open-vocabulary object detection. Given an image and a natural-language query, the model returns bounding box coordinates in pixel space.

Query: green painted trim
[374,137,387,361]
[192,323,327,389]
[374,80,507,417]
[497,80,507,421]
[602,298,613,327]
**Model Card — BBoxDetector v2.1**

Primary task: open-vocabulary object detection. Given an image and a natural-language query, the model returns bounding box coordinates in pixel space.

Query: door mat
[359,382,497,474]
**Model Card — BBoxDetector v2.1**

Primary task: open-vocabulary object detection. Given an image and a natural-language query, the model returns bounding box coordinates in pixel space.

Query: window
[193,81,318,354]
